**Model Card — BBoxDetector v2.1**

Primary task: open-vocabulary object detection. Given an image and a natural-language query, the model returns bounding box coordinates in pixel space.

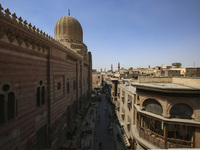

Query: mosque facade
[0,4,92,150]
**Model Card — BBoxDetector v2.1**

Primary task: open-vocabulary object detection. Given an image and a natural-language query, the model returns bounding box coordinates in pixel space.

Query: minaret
[68,9,70,16]
[118,62,120,73]
[111,64,113,72]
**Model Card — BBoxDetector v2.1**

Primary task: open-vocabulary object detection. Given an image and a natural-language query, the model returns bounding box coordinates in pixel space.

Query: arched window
[41,86,45,105]
[0,94,5,124]
[36,81,45,107]
[7,92,15,120]
[0,84,17,124]
[170,103,193,119]
[73,78,76,90]
[37,87,40,107]
[143,99,163,116]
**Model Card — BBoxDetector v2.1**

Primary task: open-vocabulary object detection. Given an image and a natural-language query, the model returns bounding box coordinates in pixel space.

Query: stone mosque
[0,4,92,150]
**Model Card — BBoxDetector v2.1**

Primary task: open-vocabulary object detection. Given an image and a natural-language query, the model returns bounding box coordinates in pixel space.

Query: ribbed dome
[54,16,83,43]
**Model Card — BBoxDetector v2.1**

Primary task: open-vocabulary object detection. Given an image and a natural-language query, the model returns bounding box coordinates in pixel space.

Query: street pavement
[62,93,126,150]
[93,93,126,150]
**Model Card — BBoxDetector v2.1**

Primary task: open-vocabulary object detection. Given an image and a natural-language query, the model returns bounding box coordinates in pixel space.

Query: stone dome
[54,16,83,43]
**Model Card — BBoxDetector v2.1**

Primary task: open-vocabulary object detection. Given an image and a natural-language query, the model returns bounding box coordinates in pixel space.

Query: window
[36,81,45,107]
[0,95,5,124]
[143,99,163,116]
[7,92,15,120]
[170,103,193,119]
[73,78,76,90]
[67,78,70,93]
[127,95,132,111]
[57,82,61,90]
[122,108,125,120]
[37,87,40,107]
[41,86,45,105]
[0,84,17,124]
[127,116,131,132]
[122,91,125,103]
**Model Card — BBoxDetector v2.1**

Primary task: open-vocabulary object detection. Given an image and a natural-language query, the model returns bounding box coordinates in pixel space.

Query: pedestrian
[99,141,102,150]
[105,106,107,112]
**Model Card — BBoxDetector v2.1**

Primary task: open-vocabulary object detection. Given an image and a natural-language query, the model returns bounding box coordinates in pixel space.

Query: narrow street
[93,93,126,150]
[93,93,116,150]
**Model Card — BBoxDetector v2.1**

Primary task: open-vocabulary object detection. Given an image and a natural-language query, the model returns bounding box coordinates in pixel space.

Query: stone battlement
[0,3,81,57]
[0,4,53,40]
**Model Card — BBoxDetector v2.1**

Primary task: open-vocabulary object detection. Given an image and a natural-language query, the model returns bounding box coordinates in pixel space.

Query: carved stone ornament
[16,32,23,46]
[7,27,15,43]
[0,23,6,39]
[24,36,30,48]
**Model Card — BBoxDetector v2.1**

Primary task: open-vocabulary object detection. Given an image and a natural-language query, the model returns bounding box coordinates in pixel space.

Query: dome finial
[68,9,70,16]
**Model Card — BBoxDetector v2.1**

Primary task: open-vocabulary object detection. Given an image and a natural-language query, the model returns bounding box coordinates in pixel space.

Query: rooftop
[132,82,200,92]
[119,84,136,94]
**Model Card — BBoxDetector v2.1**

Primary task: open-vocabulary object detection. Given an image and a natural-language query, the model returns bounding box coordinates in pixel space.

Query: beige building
[111,76,200,149]
[170,67,200,77]
[92,72,103,92]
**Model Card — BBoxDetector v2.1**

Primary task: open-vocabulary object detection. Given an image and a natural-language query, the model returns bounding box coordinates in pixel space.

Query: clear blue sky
[1,0,200,71]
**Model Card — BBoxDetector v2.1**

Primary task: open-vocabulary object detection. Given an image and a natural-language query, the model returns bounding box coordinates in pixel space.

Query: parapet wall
[138,76,172,83]
[172,77,200,89]
[138,76,200,89]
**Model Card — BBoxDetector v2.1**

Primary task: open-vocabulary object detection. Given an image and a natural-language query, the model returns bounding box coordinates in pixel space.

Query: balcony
[137,117,194,149]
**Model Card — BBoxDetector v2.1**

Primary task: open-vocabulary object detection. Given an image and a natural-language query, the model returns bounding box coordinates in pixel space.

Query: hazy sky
[1,0,200,71]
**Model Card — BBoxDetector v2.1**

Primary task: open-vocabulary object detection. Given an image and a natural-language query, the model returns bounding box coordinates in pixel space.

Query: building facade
[0,5,92,150]
[110,76,200,149]
[92,72,103,92]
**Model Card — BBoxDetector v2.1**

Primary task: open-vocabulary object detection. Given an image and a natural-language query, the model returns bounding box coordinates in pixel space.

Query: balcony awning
[122,133,131,147]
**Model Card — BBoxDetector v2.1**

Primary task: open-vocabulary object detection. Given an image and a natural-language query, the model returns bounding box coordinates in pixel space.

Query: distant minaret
[68,9,70,16]
[100,68,102,72]
[118,62,120,73]
[111,64,113,72]
[104,68,106,72]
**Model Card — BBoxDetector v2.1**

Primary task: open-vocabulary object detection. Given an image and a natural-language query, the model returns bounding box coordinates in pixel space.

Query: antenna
[68,9,70,16]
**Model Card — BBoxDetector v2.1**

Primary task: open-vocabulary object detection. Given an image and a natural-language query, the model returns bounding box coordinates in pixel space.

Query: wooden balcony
[137,121,193,149]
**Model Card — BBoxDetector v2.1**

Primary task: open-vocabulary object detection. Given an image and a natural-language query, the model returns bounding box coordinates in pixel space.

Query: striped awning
[122,133,130,147]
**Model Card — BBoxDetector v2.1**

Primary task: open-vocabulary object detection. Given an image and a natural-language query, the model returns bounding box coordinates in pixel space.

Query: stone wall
[172,77,200,89]
[0,4,92,150]
[138,76,172,83]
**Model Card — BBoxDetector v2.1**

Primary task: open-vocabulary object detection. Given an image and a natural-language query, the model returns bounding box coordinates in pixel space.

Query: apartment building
[111,76,200,149]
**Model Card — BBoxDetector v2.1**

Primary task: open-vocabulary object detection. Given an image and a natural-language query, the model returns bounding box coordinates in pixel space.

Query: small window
[41,86,45,105]
[57,82,61,90]
[2,84,10,92]
[73,79,76,90]
[37,87,40,107]
[7,92,15,120]
[0,95,5,124]
[67,81,70,93]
